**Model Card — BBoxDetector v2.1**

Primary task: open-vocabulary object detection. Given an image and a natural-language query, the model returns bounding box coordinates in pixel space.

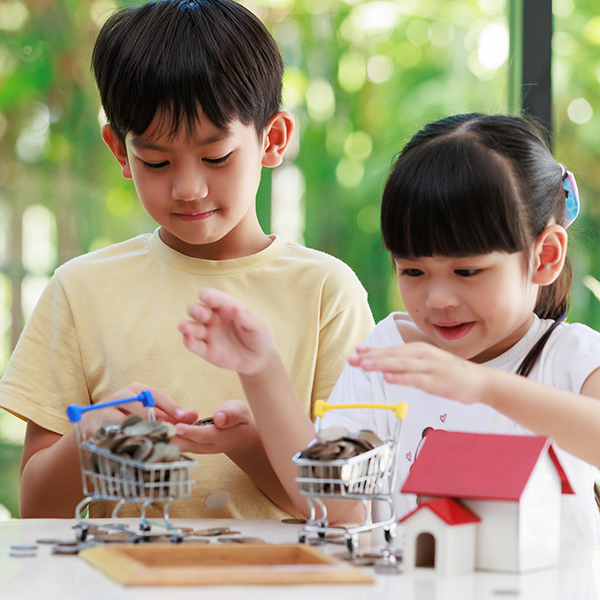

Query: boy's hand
[82,382,198,437]
[178,288,275,376]
[348,342,487,405]
[172,399,258,456]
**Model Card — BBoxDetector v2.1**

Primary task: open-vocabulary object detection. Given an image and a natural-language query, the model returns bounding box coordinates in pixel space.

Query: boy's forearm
[19,428,85,518]
[481,367,600,468]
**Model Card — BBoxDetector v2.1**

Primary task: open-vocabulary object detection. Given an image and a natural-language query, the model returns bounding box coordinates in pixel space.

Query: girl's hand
[178,288,275,376]
[348,342,487,404]
[173,399,259,457]
[82,382,198,437]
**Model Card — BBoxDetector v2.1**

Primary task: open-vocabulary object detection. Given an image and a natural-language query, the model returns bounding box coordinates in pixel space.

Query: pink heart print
[440,414,447,422]
[406,452,412,462]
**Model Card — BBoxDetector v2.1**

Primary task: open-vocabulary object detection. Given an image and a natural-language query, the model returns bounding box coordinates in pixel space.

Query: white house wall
[463,499,519,571]
[403,509,477,576]
[518,453,561,571]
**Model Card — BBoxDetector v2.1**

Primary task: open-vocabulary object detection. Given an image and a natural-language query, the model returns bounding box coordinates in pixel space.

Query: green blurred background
[0,0,599,518]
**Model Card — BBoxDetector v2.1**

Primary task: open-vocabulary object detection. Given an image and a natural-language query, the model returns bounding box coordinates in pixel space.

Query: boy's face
[102,112,292,260]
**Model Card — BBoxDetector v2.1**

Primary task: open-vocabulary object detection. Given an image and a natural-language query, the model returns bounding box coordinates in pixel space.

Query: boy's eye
[454,269,479,277]
[400,269,424,277]
[203,152,232,166]
[142,160,169,171]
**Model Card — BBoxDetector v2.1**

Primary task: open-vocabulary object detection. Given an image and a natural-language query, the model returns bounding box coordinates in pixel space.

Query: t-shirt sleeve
[0,274,89,434]
[309,272,374,417]
[544,323,600,394]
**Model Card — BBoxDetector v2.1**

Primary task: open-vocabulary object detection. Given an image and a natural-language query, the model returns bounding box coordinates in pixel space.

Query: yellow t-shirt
[0,230,375,519]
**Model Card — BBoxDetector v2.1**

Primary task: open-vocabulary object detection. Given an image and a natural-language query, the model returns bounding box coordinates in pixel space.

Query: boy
[0,0,374,520]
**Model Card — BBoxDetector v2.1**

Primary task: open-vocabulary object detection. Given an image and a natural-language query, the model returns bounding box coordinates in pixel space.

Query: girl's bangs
[382,138,527,258]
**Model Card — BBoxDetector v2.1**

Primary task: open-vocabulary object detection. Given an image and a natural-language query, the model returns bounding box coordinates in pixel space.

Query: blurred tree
[0,0,598,517]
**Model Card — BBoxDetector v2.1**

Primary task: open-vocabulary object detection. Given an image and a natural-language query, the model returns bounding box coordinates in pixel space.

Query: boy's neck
[158,227,273,260]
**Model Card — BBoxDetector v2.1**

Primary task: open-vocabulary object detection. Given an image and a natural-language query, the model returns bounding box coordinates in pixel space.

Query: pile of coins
[297,426,384,461]
[85,415,188,499]
[295,426,390,496]
[91,415,182,465]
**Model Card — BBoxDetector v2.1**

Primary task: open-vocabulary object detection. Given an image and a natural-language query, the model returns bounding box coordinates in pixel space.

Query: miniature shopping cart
[67,391,197,542]
[293,400,407,560]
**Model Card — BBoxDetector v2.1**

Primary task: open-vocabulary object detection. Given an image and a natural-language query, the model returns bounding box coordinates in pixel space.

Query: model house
[399,430,574,574]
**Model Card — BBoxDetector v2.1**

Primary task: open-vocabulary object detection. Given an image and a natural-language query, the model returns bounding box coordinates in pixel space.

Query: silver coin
[123,420,164,437]
[317,426,349,443]
[193,527,233,537]
[10,543,38,551]
[218,537,264,544]
[121,414,143,429]
[9,549,37,558]
[192,417,214,426]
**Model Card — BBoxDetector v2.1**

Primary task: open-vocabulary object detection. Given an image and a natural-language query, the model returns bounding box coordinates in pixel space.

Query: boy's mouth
[434,322,474,341]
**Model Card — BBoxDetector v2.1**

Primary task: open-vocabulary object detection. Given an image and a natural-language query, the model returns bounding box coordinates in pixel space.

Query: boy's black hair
[92,0,284,143]
[381,113,572,376]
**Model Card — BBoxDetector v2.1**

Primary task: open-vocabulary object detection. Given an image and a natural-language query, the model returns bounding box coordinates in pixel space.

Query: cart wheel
[299,534,307,544]
[345,535,357,554]
[317,530,326,539]
[76,524,88,542]
[384,528,395,543]
[171,534,184,544]
[140,523,151,532]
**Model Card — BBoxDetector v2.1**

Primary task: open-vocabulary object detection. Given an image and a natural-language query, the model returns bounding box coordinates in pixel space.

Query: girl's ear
[101,125,132,179]
[532,224,568,285]
[261,111,295,168]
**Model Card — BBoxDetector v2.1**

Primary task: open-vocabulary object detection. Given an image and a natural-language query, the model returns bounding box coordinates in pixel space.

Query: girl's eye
[203,152,232,166]
[455,269,479,277]
[400,269,424,277]
[142,160,169,171]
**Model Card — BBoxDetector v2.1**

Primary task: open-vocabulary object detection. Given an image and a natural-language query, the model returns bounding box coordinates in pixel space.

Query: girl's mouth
[434,322,474,341]
[176,210,216,222]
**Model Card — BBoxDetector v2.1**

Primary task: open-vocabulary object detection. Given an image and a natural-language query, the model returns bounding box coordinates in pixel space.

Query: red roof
[401,430,574,501]
[399,497,481,525]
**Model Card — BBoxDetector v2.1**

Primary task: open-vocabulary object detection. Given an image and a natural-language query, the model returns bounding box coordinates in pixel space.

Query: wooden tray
[79,543,375,586]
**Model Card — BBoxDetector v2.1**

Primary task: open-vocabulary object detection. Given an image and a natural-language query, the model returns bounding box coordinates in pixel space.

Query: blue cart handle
[66,391,155,423]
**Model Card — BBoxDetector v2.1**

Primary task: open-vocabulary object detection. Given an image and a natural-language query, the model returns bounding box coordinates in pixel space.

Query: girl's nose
[172,168,208,201]
[425,281,459,309]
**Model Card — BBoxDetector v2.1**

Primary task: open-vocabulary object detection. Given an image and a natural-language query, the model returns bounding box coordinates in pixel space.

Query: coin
[218,537,264,544]
[192,417,214,426]
[10,543,38,551]
[9,549,37,557]
[281,518,307,524]
[317,426,349,443]
[193,527,234,537]
[121,414,143,429]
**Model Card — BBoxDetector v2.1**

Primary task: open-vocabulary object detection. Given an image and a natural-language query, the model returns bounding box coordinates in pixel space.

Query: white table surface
[1,517,599,600]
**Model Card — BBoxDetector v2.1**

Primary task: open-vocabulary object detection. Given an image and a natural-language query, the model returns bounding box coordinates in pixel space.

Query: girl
[178,114,600,543]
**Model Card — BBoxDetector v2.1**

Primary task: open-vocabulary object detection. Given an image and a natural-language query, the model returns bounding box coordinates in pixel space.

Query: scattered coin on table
[193,527,238,537]
[281,518,307,524]
[218,537,265,544]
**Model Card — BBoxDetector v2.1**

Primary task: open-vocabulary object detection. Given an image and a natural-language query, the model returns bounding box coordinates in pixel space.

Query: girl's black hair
[92,0,284,144]
[381,114,572,376]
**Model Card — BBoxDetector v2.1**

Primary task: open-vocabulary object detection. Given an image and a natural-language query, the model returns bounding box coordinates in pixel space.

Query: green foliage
[0,0,599,517]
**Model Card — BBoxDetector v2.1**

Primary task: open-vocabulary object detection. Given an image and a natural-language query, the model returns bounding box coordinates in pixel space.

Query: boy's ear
[101,125,133,179]
[261,111,295,168]
[531,224,568,285]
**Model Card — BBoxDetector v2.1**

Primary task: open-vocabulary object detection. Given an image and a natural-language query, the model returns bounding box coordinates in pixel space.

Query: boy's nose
[172,170,208,201]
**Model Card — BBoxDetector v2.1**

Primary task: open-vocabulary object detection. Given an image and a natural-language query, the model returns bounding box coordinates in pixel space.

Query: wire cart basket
[67,391,197,543]
[293,400,407,561]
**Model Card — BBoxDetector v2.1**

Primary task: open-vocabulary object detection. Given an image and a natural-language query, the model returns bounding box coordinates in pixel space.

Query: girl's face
[394,251,539,363]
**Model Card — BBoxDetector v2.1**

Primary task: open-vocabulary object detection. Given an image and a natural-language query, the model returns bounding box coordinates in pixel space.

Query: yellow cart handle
[314,400,407,420]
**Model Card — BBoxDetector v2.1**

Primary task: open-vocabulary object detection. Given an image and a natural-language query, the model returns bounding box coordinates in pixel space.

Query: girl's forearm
[481,367,600,468]
[239,350,365,523]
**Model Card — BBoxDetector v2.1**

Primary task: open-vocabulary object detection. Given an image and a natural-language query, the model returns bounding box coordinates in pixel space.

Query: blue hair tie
[560,164,580,228]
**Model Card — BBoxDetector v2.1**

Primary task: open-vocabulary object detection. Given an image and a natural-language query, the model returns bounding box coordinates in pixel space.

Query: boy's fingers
[212,400,252,429]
